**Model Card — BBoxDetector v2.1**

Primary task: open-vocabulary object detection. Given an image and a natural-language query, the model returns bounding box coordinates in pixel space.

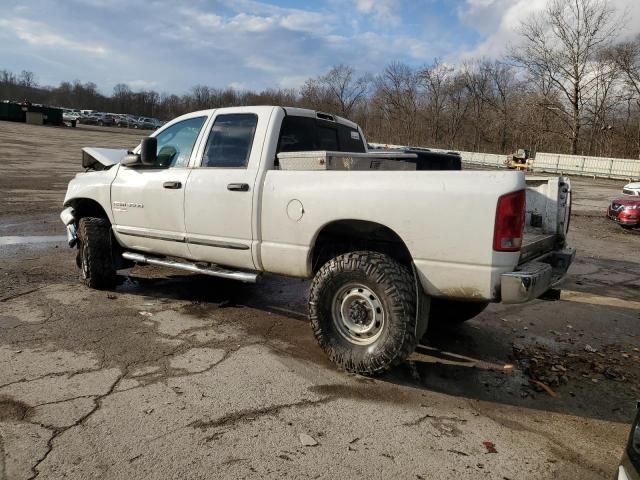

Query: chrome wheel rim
[332,283,385,345]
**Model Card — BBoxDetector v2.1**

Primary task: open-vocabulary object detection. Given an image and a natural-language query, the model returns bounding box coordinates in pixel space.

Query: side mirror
[120,137,157,168]
[140,136,157,166]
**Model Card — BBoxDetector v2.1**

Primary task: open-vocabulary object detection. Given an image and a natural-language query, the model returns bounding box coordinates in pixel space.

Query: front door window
[153,116,207,167]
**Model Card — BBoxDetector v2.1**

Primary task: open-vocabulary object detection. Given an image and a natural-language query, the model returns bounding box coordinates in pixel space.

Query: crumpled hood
[82,147,129,169]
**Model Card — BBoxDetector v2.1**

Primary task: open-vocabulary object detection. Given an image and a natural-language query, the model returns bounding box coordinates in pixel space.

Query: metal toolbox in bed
[276,151,418,171]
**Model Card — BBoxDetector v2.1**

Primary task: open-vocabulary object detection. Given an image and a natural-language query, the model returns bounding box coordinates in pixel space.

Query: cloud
[0,0,523,94]
[355,0,401,24]
[0,17,108,55]
[179,7,330,35]
[458,0,640,59]
[126,79,159,89]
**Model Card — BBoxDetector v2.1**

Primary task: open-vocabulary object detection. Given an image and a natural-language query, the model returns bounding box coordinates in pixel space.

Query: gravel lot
[1,120,639,480]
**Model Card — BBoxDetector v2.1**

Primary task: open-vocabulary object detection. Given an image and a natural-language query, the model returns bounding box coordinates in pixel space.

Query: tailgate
[520,176,571,264]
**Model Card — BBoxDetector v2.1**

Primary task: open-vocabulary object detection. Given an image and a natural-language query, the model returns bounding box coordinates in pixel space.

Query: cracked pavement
[1,121,640,479]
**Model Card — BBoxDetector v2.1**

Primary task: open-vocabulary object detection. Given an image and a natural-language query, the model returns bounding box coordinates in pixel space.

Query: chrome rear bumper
[501,247,575,304]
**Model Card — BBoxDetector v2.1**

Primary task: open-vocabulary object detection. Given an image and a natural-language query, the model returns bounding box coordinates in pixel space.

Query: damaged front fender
[60,207,77,247]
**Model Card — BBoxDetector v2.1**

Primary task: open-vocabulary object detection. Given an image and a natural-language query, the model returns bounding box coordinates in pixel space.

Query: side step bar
[122,252,259,283]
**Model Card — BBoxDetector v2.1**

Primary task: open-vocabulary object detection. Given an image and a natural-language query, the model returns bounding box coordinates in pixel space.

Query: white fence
[368,142,640,180]
[458,151,508,168]
[533,153,640,180]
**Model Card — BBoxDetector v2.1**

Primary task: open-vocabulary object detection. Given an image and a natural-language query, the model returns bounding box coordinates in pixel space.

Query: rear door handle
[227,183,249,192]
[163,181,182,189]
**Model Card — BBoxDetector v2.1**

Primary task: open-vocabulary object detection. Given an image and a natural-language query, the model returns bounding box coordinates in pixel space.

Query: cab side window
[154,116,206,167]
[202,114,258,168]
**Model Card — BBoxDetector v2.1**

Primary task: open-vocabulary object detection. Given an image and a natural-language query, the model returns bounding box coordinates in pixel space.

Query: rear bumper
[501,247,575,304]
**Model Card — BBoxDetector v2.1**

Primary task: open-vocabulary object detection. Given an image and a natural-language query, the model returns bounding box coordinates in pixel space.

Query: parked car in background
[62,109,80,127]
[608,184,640,229]
[617,402,639,480]
[623,182,640,197]
[82,113,116,127]
[114,114,132,128]
[136,117,157,130]
[127,115,142,128]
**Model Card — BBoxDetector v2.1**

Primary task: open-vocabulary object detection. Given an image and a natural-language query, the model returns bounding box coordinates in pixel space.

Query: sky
[1,0,639,95]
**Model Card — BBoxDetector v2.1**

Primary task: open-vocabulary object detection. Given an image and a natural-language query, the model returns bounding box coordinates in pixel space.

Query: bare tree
[443,73,471,148]
[512,0,616,154]
[19,70,36,88]
[420,58,453,145]
[462,61,492,151]
[611,35,640,98]
[373,62,421,144]
[485,61,520,152]
[299,78,333,112]
[609,36,640,157]
[303,64,371,117]
[113,83,132,113]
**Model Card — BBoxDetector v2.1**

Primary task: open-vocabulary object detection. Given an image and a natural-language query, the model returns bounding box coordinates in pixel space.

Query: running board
[122,252,259,283]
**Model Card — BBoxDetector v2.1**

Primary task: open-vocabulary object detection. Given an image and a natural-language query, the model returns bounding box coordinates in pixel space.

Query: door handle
[227,183,249,192]
[163,181,182,189]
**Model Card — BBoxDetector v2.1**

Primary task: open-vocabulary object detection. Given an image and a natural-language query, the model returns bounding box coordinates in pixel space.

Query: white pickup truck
[60,106,574,375]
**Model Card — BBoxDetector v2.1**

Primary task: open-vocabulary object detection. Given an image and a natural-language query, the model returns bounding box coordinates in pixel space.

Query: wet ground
[1,120,639,479]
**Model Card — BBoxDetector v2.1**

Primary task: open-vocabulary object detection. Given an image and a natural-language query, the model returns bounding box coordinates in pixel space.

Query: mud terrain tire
[309,251,417,375]
[77,217,116,289]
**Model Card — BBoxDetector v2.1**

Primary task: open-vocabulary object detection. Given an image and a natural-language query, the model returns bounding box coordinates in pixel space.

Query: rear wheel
[309,251,417,375]
[77,217,116,289]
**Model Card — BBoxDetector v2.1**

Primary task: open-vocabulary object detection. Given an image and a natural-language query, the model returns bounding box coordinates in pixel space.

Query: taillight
[494,190,525,252]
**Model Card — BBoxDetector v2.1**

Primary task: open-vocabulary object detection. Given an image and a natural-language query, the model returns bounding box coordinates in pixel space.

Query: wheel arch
[309,219,413,274]
[65,197,111,224]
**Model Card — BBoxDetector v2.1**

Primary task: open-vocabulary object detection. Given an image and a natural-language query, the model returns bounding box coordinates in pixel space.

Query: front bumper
[608,208,640,226]
[618,451,639,480]
[60,206,77,247]
[608,216,640,227]
[501,247,575,304]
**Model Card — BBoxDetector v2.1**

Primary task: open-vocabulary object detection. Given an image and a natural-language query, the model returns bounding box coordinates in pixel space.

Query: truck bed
[521,176,571,264]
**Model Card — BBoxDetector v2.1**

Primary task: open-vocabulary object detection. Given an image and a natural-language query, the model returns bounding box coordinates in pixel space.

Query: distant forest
[2,0,640,159]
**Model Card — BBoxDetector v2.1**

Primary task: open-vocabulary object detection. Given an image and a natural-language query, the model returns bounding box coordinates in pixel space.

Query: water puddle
[0,235,67,246]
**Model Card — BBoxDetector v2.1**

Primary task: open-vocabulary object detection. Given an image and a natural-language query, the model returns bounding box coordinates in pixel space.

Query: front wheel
[77,217,116,289]
[309,251,417,376]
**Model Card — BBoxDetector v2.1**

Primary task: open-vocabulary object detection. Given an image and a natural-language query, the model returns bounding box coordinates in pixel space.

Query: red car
[608,196,640,229]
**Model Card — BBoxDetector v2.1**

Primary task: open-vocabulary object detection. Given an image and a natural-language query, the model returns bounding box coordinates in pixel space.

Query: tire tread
[309,251,417,376]
[78,217,116,289]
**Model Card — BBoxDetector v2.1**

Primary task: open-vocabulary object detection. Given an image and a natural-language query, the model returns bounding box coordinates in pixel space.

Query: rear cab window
[277,115,365,154]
